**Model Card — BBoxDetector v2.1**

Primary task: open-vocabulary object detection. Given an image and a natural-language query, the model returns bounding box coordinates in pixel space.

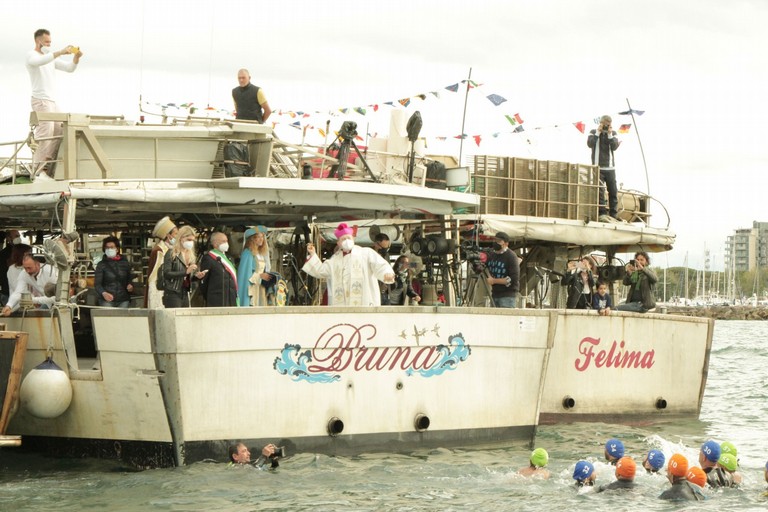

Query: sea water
[2,320,767,511]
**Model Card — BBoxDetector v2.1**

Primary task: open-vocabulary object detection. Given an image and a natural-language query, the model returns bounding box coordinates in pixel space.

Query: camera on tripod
[339,121,358,140]
[460,241,488,274]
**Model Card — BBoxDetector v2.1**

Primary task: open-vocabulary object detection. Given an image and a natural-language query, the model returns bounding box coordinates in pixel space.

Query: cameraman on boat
[587,115,621,222]
[616,251,657,313]
[485,232,520,308]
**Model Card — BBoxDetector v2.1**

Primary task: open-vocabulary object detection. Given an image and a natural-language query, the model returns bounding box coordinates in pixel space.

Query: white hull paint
[6,307,712,465]
[539,310,713,422]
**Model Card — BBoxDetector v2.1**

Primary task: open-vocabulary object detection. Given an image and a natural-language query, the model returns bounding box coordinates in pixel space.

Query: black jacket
[561,269,595,309]
[199,252,238,307]
[162,251,191,295]
[95,256,133,303]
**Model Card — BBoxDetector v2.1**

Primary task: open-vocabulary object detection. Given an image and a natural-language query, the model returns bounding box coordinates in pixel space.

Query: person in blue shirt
[592,280,613,315]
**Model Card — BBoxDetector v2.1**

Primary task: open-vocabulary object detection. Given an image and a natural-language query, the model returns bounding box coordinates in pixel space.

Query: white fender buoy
[20,357,73,419]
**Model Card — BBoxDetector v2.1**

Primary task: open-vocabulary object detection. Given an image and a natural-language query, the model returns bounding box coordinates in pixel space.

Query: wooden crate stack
[471,156,599,221]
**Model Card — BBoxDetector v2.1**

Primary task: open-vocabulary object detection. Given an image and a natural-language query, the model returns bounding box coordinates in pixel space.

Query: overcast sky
[2,0,766,270]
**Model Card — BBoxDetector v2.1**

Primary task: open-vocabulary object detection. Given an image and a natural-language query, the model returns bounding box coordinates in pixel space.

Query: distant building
[725,221,768,271]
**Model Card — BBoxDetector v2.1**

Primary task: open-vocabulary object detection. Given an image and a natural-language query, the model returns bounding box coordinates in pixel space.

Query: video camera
[460,241,488,274]
[339,121,358,140]
[270,446,286,459]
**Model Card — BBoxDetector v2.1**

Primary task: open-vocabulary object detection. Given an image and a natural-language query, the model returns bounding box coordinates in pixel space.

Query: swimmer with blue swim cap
[643,449,665,473]
[573,460,596,487]
[604,438,624,465]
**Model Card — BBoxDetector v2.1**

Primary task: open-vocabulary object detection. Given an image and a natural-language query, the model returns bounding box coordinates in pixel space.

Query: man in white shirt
[25,28,83,180]
[1,254,58,315]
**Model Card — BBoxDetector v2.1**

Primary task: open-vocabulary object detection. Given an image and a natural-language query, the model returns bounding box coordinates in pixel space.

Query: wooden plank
[0,331,28,435]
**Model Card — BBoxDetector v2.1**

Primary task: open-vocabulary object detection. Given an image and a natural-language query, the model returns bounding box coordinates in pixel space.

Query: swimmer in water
[659,453,702,501]
[573,460,596,487]
[604,438,625,465]
[717,452,742,487]
[517,448,550,479]
[597,456,637,492]
[642,449,665,474]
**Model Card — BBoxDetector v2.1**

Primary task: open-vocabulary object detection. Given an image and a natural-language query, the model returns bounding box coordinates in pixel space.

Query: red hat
[686,466,706,487]
[668,453,688,478]
[615,456,636,480]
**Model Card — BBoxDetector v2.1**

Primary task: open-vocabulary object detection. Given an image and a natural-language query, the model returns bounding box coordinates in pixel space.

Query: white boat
[0,112,713,466]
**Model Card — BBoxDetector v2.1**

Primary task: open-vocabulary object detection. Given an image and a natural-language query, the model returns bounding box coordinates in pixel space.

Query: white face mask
[218,243,229,253]
[41,45,52,54]
[182,240,194,250]
[105,248,117,258]
[12,237,22,245]
[168,237,176,246]
[341,239,355,252]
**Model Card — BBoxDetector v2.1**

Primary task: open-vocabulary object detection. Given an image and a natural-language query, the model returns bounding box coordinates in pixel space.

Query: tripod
[463,267,495,307]
[326,122,378,182]
[286,253,313,305]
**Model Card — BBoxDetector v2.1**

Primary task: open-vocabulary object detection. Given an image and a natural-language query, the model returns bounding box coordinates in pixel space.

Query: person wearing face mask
[145,216,177,308]
[26,28,83,181]
[94,236,134,308]
[161,226,207,308]
[0,230,22,305]
[199,232,238,307]
[485,232,520,308]
[303,223,395,306]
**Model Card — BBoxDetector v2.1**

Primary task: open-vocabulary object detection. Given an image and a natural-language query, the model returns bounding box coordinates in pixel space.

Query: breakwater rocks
[666,306,768,320]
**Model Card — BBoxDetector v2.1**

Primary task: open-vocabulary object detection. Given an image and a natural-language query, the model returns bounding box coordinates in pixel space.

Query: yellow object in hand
[70,46,80,54]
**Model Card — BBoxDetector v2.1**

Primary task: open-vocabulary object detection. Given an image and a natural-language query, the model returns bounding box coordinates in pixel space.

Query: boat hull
[5,307,712,467]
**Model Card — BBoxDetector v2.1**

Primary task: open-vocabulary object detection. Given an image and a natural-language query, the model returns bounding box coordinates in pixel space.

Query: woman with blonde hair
[237,226,271,306]
[162,226,206,308]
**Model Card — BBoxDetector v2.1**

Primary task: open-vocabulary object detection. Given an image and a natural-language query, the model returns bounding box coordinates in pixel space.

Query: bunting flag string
[141,76,643,150]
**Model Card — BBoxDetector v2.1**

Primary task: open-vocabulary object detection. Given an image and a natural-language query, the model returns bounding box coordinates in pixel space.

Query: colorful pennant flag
[353,107,367,116]
[453,134,467,140]
[514,125,525,133]
[618,124,631,134]
[415,94,427,101]
[486,94,507,106]
[505,113,524,126]
[398,98,411,107]
[445,83,459,92]
[574,121,586,134]
[473,135,482,146]
[618,109,645,116]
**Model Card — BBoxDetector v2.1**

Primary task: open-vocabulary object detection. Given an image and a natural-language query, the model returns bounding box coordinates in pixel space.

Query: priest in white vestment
[303,223,395,306]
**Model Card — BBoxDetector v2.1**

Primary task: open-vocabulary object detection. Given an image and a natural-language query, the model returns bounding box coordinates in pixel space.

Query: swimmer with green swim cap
[517,447,551,479]
[717,452,742,486]
[720,441,737,457]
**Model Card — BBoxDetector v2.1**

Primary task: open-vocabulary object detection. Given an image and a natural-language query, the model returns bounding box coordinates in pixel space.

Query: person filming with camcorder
[616,251,657,313]
[228,442,286,469]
